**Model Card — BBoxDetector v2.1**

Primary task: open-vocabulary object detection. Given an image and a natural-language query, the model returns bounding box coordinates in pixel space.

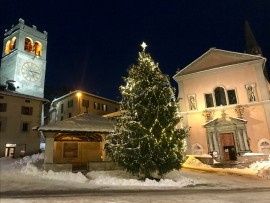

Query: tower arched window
[5,40,11,55]
[24,37,33,52]
[34,41,42,56]
[214,87,227,106]
[4,37,16,55]
[10,36,16,50]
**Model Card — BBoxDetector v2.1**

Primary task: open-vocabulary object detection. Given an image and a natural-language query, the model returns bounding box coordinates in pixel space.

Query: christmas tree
[105,42,188,179]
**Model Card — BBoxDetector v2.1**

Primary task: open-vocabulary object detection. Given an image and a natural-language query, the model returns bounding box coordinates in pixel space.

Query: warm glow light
[76,92,82,97]
[6,143,16,147]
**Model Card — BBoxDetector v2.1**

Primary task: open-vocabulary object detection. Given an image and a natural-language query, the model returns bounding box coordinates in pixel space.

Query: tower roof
[244,21,262,56]
[244,21,270,81]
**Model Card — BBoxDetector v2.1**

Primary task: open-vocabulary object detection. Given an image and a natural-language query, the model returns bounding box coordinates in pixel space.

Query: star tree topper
[141,42,147,51]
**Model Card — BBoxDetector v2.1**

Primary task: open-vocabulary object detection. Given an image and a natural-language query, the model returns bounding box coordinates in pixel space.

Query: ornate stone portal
[204,117,251,161]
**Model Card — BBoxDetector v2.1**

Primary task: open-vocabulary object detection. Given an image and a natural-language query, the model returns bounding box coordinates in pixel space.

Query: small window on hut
[63,142,78,159]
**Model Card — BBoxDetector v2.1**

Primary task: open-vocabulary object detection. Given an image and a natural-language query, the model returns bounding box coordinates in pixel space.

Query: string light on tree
[105,42,188,180]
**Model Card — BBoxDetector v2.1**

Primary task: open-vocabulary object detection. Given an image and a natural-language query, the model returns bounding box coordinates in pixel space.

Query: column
[44,136,54,164]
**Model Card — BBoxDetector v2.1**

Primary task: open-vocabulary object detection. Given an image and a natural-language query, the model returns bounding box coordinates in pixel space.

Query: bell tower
[0,18,48,98]
[244,21,269,81]
[244,21,262,56]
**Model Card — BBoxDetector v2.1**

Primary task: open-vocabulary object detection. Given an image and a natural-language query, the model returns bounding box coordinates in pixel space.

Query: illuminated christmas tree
[105,42,188,179]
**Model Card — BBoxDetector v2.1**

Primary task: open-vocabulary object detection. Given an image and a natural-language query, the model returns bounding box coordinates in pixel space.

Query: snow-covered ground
[1,153,270,202]
[1,153,197,190]
[1,153,269,189]
[183,154,270,179]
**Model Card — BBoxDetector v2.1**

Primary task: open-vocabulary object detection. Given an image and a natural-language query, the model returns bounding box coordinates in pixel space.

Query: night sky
[1,0,270,101]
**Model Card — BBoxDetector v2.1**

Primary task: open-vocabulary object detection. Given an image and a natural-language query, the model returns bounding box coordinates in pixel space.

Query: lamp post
[76,92,82,115]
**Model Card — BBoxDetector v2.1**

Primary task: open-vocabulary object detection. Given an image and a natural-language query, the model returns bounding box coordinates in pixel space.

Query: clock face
[21,62,41,82]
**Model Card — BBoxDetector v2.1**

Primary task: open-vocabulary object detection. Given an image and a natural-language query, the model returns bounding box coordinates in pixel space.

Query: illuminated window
[5,40,11,54]
[10,36,16,51]
[24,37,33,52]
[94,102,100,110]
[21,106,33,115]
[4,37,16,54]
[5,144,16,158]
[34,41,42,56]
[102,104,108,111]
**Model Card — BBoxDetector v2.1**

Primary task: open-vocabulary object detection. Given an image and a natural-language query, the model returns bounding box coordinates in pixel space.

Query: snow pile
[3,151,269,191]
[183,154,270,180]
[249,157,270,179]
[21,163,88,183]
[87,170,197,187]
[242,152,265,156]
[15,153,197,187]
[15,153,44,165]
[182,155,212,168]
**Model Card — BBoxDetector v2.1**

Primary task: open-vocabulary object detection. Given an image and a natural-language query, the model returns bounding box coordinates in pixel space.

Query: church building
[173,23,270,161]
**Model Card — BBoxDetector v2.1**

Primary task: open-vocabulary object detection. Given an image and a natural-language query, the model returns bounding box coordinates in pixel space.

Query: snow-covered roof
[52,90,119,105]
[38,113,115,132]
[103,111,122,118]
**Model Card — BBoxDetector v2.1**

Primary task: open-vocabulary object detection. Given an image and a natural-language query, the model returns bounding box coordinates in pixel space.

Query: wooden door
[220,133,235,161]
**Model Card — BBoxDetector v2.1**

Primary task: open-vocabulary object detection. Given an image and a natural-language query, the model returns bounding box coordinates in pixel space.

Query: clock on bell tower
[0,18,48,98]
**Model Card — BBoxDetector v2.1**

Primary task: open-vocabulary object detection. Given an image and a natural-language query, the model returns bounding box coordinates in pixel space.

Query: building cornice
[52,90,120,105]
[174,58,265,82]
[0,90,49,103]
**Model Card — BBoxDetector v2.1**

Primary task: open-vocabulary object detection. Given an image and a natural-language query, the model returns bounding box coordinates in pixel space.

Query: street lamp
[76,92,82,115]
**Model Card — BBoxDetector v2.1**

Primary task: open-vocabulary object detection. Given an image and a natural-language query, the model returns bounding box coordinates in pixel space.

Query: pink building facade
[173,48,270,161]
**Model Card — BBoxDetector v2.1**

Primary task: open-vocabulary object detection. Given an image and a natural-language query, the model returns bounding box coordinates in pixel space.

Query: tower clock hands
[29,69,40,77]
[22,62,41,81]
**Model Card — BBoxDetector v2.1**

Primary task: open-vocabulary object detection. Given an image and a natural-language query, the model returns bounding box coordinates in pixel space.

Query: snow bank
[249,157,270,179]
[183,154,270,180]
[15,153,197,187]
[15,153,44,165]
[2,152,270,190]
[87,170,197,187]
[21,163,88,183]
